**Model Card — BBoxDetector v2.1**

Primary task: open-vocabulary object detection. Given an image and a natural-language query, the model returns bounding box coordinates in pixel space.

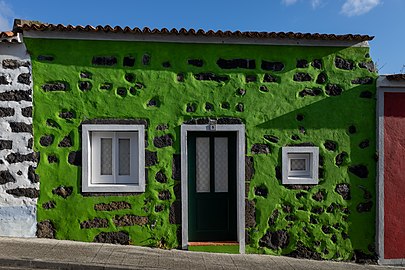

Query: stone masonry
[0,36,37,237]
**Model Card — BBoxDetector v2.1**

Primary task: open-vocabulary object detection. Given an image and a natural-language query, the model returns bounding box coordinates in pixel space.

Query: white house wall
[0,40,37,237]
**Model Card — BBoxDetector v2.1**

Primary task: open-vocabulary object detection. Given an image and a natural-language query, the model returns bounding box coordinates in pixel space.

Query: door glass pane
[100,138,112,175]
[290,159,306,171]
[214,137,228,192]
[119,139,131,175]
[196,137,210,193]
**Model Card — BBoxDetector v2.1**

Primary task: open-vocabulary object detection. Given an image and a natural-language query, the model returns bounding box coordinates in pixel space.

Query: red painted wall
[384,92,405,259]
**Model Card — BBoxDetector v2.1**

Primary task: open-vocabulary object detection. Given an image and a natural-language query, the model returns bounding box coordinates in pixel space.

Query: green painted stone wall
[25,37,377,260]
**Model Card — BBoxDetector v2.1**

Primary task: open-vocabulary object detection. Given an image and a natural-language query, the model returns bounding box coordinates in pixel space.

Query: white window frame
[82,124,145,192]
[282,147,319,185]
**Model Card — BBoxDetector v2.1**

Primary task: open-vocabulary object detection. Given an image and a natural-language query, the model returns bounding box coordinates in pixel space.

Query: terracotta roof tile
[0,31,20,43]
[13,19,374,42]
[386,74,405,81]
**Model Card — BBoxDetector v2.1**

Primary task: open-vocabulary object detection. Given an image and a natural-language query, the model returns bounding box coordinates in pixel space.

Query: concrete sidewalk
[0,237,402,270]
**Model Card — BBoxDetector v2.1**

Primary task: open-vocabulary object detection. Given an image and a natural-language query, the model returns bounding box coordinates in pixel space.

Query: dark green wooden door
[188,131,237,241]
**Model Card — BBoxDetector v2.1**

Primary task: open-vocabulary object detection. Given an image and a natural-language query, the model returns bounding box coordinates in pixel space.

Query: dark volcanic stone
[100,83,113,90]
[316,72,327,84]
[293,73,312,82]
[172,154,181,180]
[117,87,127,97]
[311,206,324,214]
[0,107,14,117]
[352,77,373,85]
[113,214,149,227]
[254,185,268,197]
[28,138,33,149]
[155,205,164,212]
[282,205,292,213]
[268,209,279,226]
[156,124,168,130]
[147,99,158,107]
[236,103,244,112]
[142,54,151,65]
[6,152,38,163]
[263,74,278,83]
[348,125,356,134]
[349,165,368,178]
[299,88,322,97]
[236,88,246,96]
[68,151,81,166]
[259,85,269,92]
[357,201,373,213]
[169,201,181,224]
[353,250,377,264]
[158,190,171,200]
[322,225,331,234]
[40,135,53,147]
[324,140,337,151]
[0,90,31,101]
[162,61,171,68]
[312,59,322,69]
[335,57,354,70]
[28,165,39,183]
[360,91,373,98]
[80,218,109,229]
[7,188,39,198]
[52,186,73,199]
[17,73,31,85]
[0,170,15,184]
[259,230,289,250]
[325,84,343,96]
[359,139,370,149]
[291,135,300,141]
[221,102,230,109]
[94,201,131,211]
[261,61,284,71]
[36,220,55,238]
[335,183,351,200]
[177,73,185,82]
[78,81,92,91]
[312,190,325,201]
[0,140,12,150]
[155,170,168,183]
[359,62,375,72]
[59,111,74,119]
[205,102,214,111]
[42,82,68,91]
[10,122,32,133]
[153,134,173,148]
[186,103,196,113]
[125,73,135,83]
[275,166,282,181]
[188,59,204,67]
[123,56,135,67]
[245,200,256,228]
[58,136,73,148]
[0,75,9,85]
[296,114,304,121]
[288,242,322,260]
[245,75,257,83]
[145,150,158,166]
[359,185,372,200]
[80,72,92,79]
[38,55,54,61]
[245,156,255,181]
[94,231,130,245]
[251,144,270,154]
[2,59,29,69]
[21,107,32,117]
[217,58,255,69]
[47,155,58,163]
[296,59,308,68]
[264,135,279,143]
[92,56,117,66]
[335,152,347,166]
[42,201,56,209]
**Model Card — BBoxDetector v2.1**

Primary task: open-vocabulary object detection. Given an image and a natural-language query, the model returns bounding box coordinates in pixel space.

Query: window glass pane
[100,138,112,175]
[290,158,306,171]
[119,139,131,176]
[215,137,228,192]
[196,137,210,193]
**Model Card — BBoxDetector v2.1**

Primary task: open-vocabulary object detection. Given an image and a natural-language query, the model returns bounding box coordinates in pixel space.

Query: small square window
[282,147,319,185]
[82,124,145,192]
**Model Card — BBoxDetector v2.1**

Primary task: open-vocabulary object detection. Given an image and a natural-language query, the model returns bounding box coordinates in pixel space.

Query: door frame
[377,76,405,265]
[181,123,245,253]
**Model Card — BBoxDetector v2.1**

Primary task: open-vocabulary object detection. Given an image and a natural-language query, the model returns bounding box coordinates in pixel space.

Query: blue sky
[0,0,403,74]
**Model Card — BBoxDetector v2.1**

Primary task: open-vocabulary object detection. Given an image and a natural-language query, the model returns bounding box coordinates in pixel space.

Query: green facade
[25,37,377,260]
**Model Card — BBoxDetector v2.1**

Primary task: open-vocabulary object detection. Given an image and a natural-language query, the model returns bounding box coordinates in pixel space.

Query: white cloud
[0,1,13,31]
[311,0,322,8]
[341,0,380,16]
[282,0,299,6]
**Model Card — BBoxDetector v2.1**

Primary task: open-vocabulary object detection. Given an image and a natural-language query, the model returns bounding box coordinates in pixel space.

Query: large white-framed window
[282,147,319,185]
[82,124,145,192]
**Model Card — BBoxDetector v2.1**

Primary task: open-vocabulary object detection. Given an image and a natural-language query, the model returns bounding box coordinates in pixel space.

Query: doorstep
[188,241,239,254]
